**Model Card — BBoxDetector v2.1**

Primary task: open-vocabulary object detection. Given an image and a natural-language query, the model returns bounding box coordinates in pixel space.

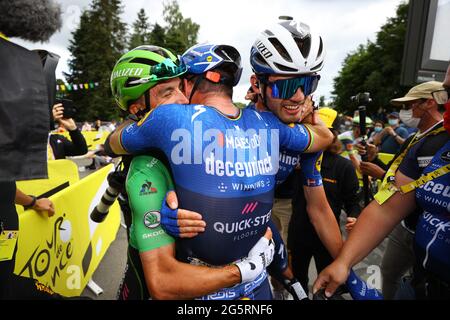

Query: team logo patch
[440,150,450,162]
[140,180,158,196]
[144,211,160,229]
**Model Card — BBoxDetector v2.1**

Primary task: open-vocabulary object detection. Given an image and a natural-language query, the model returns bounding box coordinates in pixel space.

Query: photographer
[48,102,88,159]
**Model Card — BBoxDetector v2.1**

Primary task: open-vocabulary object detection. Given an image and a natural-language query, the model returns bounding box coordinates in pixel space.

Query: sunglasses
[431,88,450,105]
[129,58,187,85]
[263,75,320,100]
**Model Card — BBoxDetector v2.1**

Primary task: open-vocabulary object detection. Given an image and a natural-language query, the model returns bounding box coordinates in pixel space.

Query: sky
[12,0,405,104]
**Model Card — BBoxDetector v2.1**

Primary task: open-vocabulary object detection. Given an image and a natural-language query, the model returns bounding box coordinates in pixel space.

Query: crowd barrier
[14,163,120,296]
[53,130,110,151]
[16,160,79,202]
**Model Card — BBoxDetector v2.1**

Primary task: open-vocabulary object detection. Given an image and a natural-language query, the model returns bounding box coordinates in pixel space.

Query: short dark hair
[187,68,234,98]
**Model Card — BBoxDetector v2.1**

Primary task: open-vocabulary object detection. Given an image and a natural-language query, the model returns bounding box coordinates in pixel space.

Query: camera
[90,170,127,223]
[56,98,77,119]
[350,92,372,105]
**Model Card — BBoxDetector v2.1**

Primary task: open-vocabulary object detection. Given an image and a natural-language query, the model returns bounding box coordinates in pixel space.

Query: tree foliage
[162,0,200,54]
[332,2,409,115]
[128,8,151,49]
[65,0,199,121]
[66,0,127,121]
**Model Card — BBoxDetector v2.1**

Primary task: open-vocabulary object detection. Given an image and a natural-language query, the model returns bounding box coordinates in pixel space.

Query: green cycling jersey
[126,155,175,252]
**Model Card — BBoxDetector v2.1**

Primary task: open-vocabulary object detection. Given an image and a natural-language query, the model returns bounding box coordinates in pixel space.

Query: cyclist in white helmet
[249,17,382,300]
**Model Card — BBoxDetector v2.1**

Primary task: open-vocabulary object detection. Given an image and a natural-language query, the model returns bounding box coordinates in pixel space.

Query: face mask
[374,127,382,133]
[399,109,421,128]
[388,119,398,126]
[444,101,450,134]
[345,121,351,126]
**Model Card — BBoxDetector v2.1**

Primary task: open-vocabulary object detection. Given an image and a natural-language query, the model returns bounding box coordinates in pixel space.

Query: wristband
[23,195,37,209]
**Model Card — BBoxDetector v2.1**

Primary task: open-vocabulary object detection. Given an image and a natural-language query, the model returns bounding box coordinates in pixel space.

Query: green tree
[129,8,151,50]
[332,2,409,115]
[163,0,200,54]
[149,23,166,47]
[319,95,326,107]
[66,0,127,121]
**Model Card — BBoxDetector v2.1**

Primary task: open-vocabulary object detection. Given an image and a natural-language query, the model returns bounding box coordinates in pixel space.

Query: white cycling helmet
[250,16,325,75]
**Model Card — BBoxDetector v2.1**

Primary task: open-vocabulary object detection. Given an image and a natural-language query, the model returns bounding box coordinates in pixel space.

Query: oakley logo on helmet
[256,41,273,59]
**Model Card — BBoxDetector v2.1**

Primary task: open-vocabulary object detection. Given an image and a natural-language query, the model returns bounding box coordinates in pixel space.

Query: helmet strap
[257,76,270,110]
[188,76,203,104]
[135,90,151,119]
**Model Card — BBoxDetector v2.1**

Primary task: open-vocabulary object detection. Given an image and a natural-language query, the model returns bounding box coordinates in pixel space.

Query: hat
[317,107,337,129]
[387,112,399,119]
[390,81,444,106]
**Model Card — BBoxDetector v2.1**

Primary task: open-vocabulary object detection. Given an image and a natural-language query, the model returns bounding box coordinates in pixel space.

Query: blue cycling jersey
[120,104,311,266]
[247,105,323,187]
[414,139,450,282]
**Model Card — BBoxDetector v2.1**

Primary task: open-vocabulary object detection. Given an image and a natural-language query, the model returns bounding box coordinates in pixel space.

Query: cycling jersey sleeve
[299,151,323,187]
[126,155,175,253]
[120,104,185,154]
[259,111,311,152]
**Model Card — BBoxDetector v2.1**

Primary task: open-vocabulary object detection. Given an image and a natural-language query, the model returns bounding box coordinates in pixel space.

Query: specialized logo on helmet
[111,68,144,81]
[207,55,213,62]
[256,41,273,59]
[144,211,161,229]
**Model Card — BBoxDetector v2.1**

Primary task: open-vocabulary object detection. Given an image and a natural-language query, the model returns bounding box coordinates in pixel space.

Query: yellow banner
[56,131,110,151]
[14,164,120,297]
[16,160,79,202]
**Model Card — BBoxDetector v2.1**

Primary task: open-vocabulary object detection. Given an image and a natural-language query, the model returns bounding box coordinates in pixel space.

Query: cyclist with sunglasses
[247,17,345,298]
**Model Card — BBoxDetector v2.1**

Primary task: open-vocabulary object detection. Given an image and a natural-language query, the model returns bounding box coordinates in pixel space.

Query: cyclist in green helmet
[109,45,273,300]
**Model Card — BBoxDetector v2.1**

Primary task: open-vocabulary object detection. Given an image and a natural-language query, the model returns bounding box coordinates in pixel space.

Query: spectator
[48,103,88,159]
[315,80,448,300]
[107,120,117,132]
[94,119,101,131]
[81,121,92,131]
[373,111,409,154]
[368,120,384,143]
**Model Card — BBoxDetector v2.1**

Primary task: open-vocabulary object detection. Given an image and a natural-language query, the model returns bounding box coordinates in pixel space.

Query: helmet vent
[274,62,297,72]
[311,61,323,71]
[268,37,292,63]
[124,77,140,87]
[294,36,311,58]
[317,37,323,58]
[134,45,171,59]
[264,29,274,36]
[129,57,157,66]
[254,52,269,67]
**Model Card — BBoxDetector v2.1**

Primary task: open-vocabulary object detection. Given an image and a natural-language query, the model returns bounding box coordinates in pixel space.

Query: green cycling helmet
[110,45,187,111]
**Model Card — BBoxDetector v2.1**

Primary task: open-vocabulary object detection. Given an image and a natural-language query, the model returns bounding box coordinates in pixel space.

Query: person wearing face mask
[373,112,409,154]
[368,120,384,144]
[317,79,448,300]
[314,68,450,300]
